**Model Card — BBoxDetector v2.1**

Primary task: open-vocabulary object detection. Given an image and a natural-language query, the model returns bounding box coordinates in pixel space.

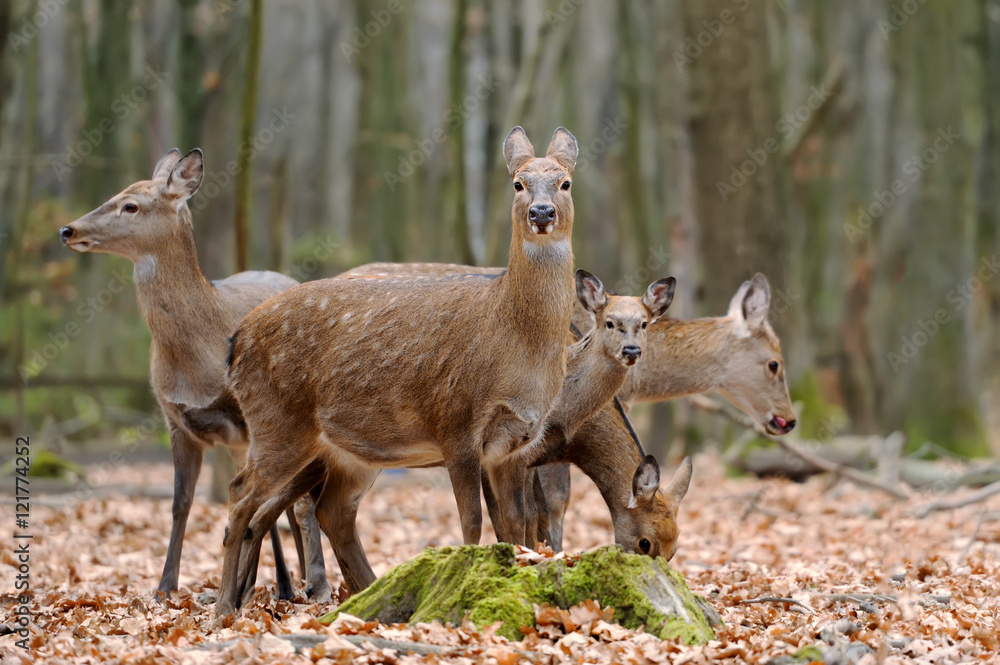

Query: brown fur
[59,149,330,602]
[215,128,580,623]
[341,263,796,550]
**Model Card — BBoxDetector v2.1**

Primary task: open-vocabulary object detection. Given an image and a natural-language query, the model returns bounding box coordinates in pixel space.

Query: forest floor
[1,451,999,664]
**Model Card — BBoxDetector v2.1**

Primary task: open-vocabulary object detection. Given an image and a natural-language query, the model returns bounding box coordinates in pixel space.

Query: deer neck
[555,334,629,429]
[565,406,642,521]
[495,233,575,346]
[133,221,220,361]
[620,317,731,403]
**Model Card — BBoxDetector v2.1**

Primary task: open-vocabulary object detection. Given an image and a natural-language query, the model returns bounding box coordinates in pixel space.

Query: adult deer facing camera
[59,149,330,602]
[214,127,579,623]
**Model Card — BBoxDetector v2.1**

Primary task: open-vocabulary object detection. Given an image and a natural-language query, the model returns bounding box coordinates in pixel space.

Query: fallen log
[319,543,720,644]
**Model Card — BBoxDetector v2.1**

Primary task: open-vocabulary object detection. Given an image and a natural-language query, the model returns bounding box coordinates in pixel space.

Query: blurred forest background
[0,0,998,463]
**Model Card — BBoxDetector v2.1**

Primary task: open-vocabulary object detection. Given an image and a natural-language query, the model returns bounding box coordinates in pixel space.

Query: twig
[738,596,814,615]
[823,593,950,605]
[912,479,1000,517]
[687,395,910,500]
[956,507,988,566]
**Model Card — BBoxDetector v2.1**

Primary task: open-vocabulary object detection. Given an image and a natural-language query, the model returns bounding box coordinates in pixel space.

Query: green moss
[792,644,824,662]
[320,544,717,644]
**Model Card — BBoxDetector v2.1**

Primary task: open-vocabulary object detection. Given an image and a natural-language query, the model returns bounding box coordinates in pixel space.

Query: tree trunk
[682,0,787,317]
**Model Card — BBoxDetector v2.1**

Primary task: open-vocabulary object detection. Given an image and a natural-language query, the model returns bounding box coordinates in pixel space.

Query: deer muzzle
[528,203,556,234]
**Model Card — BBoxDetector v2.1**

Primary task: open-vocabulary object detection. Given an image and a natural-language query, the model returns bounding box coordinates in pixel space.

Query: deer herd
[59,127,797,626]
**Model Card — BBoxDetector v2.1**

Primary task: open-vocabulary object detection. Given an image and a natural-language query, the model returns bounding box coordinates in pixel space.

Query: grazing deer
[59,149,330,602]
[340,263,795,550]
[214,127,580,623]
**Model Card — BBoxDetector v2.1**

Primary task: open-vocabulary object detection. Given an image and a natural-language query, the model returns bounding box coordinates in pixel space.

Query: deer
[213,127,583,623]
[58,149,331,602]
[485,268,675,542]
[220,265,677,601]
[340,262,796,550]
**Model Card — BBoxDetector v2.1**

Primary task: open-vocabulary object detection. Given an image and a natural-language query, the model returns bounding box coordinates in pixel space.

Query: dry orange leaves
[1,453,998,664]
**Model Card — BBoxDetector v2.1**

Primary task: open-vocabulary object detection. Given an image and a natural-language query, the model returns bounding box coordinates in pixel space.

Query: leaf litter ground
[1,452,998,663]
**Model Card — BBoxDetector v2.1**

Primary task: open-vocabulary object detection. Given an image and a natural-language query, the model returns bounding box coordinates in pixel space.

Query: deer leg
[536,463,571,551]
[294,496,332,602]
[445,446,483,545]
[157,426,204,596]
[524,469,541,548]
[220,444,296,603]
[235,461,326,608]
[313,468,379,594]
[487,457,528,546]
[286,506,306,576]
[216,449,311,625]
[481,469,503,542]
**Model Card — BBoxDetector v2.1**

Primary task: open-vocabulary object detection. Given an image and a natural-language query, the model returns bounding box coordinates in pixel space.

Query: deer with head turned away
[59,149,330,602]
[341,263,796,550]
[214,127,582,623]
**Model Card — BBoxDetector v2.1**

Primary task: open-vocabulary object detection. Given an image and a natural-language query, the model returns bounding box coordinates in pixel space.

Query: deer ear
[546,127,578,173]
[164,148,204,203]
[629,455,660,508]
[665,456,693,508]
[503,127,535,178]
[740,273,771,330]
[152,149,182,181]
[575,269,607,314]
[642,276,676,321]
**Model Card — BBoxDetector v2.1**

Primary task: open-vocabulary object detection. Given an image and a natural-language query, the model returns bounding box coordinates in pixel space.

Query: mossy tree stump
[319,544,720,643]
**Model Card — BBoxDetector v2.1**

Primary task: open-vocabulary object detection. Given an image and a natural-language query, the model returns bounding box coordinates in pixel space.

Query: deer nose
[528,204,556,226]
[622,346,641,363]
[59,226,74,243]
[770,416,796,434]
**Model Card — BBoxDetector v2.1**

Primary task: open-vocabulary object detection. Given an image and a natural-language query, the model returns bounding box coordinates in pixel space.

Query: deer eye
[639,538,651,554]
[513,181,524,192]
[641,322,647,329]
[122,203,138,213]
[561,180,571,191]
[768,361,779,373]
[605,320,614,329]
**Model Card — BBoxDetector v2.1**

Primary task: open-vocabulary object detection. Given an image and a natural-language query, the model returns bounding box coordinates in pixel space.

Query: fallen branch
[738,596,814,615]
[823,593,950,605]
[911,479,1000,517]
[688,395,909,500]
[956,507,988,567]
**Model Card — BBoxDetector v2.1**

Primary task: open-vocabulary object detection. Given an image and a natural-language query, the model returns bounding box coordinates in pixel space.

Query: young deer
[497,269,674,542]
[214,127,580,623]
[538,273,796,549]
[340,263,795,550]
[59,149,330,601]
